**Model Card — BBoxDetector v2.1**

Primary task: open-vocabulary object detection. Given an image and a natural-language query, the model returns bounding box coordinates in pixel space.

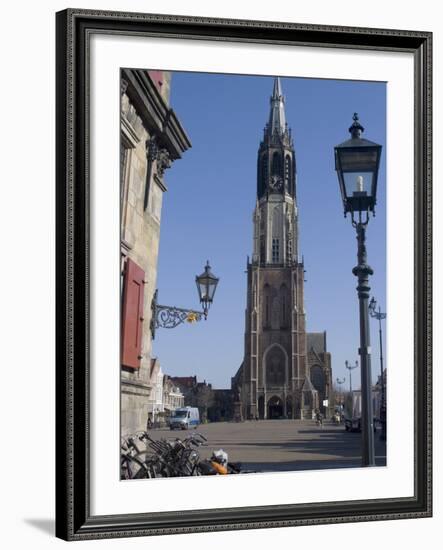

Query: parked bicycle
[120,432,159,479]
[120,431,253,479]
[121,431,206,479]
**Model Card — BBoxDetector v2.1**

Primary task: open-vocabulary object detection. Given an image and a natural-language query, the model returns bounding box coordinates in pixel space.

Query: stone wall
[120,69,191,436]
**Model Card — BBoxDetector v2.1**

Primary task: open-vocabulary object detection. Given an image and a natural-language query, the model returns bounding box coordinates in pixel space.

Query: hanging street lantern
[196,261,220,318]
[150,261,219,338]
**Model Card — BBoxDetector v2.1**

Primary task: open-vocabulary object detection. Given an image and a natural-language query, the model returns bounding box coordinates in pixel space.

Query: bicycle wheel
[133,452,159,479]
[122,451,155,479]
[120,457,132,480]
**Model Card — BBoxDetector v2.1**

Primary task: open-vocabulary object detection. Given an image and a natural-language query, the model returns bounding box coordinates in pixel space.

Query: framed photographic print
[55,8,432,541]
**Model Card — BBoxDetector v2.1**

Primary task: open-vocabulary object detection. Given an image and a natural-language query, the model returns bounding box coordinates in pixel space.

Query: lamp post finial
[349,112,365,138]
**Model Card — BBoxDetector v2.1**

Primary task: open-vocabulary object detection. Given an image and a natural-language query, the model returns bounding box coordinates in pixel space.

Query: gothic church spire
[257,77,295,200]
[268,77,286,136]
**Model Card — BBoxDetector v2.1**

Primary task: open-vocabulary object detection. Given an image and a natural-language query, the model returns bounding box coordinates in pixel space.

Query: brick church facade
[234,78,332,420]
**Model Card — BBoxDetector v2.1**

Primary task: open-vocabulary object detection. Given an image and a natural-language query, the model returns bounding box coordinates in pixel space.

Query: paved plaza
[152,419,387,473]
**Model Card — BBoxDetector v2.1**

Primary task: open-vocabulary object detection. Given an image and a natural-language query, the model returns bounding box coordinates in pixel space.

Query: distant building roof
[307,332,327,354]
[170,376,197,388]
[212,389,232,396]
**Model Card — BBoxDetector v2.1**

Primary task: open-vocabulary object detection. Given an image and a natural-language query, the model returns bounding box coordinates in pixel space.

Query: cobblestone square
[152,419,387,472]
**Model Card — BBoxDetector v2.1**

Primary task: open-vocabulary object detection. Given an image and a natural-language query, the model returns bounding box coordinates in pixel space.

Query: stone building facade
[235,78,332,420]
[170,376,214,422]
[147,359,185,427]
[163,376,186,414]
[169,376,198,403]
[207,390,234,423]
[120,69,191,435]
[170,377,235,423]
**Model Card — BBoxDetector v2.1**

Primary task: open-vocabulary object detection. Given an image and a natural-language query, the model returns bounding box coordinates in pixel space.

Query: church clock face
[269,174,283,192]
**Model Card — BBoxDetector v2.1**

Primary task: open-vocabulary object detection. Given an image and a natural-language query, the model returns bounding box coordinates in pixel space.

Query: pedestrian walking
[315,409,323,428]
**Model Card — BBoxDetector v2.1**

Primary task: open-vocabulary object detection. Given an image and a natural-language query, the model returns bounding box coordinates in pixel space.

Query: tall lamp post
[345,360,359,393]
[334,113,382,467]
[150,261,219,338]
[369,297,387,441]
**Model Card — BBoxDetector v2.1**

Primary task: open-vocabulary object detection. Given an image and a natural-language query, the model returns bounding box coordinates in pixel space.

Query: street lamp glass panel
[335,147,380,213]
[196,262,219,308]
[196,280,210,301]
[196,276,217,302]
[334,114,382,215]
[343,172,373,196]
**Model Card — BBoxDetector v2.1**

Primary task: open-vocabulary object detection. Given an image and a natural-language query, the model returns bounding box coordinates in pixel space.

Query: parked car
[344,417,377,432]
[169,407,200,430]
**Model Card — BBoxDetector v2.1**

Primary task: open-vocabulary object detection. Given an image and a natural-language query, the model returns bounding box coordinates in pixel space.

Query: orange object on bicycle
[211,461,228,474]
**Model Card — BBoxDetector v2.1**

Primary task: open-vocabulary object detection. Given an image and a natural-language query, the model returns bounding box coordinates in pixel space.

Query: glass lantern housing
[196,261,219,314]
[334,113,382,215]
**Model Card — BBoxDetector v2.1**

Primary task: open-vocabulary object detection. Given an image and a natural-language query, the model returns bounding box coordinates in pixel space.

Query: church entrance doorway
[268,395,283,419]
[258,396,265,419]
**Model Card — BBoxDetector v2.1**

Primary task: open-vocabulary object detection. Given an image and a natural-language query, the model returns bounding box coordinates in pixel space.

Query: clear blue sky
[152,71,386,391]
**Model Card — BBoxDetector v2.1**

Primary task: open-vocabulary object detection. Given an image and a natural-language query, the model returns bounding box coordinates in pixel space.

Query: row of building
[146,359,185,427]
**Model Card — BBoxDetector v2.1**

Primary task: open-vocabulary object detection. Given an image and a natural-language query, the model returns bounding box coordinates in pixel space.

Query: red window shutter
[121,258,145,369]
[147,70,163,91]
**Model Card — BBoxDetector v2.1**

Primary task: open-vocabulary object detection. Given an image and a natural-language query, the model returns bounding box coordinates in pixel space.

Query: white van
[169,407,200,430]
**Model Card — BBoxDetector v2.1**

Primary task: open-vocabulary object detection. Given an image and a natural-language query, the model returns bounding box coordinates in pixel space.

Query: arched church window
[261,154,268,195]
[280,284,289,328]
[266,347,286,386]
[271,151,282,176]
[257,156,262,197]
[262,154,268,176]
[310,365,325,393]
[272,238,280,263]
[271,295,280,329]
[263,284,271,328]
[260,234,265,263]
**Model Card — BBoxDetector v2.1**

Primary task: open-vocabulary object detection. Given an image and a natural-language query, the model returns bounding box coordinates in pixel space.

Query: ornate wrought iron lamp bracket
[150,290,206,339]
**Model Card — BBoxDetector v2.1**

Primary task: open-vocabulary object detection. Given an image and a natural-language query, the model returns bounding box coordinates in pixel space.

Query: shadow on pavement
[205,427,387,465]
[241,456,387,473]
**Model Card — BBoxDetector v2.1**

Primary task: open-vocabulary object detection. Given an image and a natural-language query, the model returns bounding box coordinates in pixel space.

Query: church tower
[237,77,321,420]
